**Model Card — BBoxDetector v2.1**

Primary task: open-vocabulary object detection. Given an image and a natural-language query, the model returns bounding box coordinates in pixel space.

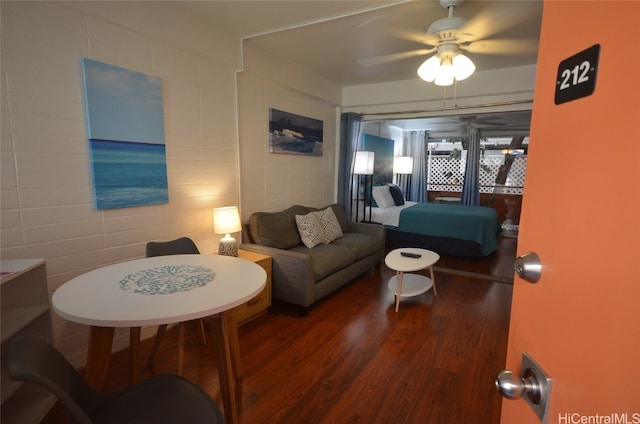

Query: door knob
[514,251,542,283]
[495,369,542,403]
[495,352,551,423]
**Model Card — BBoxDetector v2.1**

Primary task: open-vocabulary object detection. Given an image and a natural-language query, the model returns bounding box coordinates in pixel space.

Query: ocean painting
[269,108,323,156]
[82,58,169,210]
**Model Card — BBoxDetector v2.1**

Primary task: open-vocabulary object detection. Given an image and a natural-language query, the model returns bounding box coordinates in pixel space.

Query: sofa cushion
[249,212,301,249]
[315,207,343,243]
[289,243,356,281]
[295,212,325,249]
[331,232,384,261]
[295,207,344,248]
[327,204,349,233]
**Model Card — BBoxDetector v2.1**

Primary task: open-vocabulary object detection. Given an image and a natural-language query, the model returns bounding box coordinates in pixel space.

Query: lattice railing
[427,155,527,194]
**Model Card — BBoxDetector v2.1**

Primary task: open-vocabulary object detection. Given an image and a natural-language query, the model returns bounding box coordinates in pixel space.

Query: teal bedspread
[397,203,499,256]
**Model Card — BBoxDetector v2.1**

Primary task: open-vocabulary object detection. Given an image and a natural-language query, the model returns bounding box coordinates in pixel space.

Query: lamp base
[218,237,238,257]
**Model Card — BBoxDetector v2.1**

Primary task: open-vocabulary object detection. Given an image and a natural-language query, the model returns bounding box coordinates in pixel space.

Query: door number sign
[554,44,600,105]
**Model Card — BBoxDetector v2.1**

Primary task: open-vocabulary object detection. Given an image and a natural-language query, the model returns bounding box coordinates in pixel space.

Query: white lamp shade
[354,151,375,175]
[393,156,413,174]
[213,206,241,235]
[417,55,440,82]
[434,57,454,86]
[418,52,475,86]
[453,54,475,81]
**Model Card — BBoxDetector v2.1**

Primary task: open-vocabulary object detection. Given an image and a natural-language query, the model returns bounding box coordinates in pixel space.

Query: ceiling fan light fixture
[417,51,475,86]
[434,57,454,86]
[452,53,475,80]
[417,55,441,82]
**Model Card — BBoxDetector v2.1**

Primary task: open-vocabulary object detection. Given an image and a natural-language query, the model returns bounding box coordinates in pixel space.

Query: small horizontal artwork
[269,108,323,156]
[82,58,169,210]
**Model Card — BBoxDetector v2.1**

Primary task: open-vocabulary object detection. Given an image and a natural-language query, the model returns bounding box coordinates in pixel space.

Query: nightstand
[233,250,272,324]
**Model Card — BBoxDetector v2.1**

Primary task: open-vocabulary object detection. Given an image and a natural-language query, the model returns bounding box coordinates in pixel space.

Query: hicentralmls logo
[558,412,640,424]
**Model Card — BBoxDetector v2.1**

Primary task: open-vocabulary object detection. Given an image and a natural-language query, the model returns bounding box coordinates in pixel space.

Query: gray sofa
[240,203,385,314]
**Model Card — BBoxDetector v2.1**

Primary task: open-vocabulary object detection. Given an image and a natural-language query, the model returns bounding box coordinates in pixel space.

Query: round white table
[385,248,439,312]
[53,254,266,424]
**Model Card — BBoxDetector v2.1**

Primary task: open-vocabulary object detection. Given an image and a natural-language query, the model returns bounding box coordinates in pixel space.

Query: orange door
[501,1,640,422]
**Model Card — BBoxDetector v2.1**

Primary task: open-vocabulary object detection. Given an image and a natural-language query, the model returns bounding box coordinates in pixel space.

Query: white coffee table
[385,248,439,312]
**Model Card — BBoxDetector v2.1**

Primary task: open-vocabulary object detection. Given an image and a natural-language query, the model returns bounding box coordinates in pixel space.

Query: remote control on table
[400,252,422,258]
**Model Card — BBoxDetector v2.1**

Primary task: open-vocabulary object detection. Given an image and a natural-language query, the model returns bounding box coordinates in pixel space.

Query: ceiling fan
[358,0,540,85]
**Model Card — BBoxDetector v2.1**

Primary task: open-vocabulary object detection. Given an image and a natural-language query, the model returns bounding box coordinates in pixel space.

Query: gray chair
[145,237,207,374]
[8,334,224,424]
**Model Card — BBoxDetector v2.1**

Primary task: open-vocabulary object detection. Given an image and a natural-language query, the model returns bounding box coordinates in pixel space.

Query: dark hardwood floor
[42,237,516,424]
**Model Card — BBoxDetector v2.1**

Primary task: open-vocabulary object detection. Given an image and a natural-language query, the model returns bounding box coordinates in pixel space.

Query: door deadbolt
[514,251,542,283]
[495,352,551,423]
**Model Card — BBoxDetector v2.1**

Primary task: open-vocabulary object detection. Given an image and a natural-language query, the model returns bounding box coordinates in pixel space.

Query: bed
[370,185,500,257]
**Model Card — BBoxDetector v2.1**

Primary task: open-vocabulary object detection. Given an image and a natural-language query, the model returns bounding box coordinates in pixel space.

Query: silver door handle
[495,353,551,422]
[514,251,542,283]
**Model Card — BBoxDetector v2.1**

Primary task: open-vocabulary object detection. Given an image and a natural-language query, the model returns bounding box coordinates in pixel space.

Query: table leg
[210,311,238,424]
[86,326,115,391]
[129,327,141,385]
[227,310,244,379]
[395,271,404,312]
[429,266,437,295]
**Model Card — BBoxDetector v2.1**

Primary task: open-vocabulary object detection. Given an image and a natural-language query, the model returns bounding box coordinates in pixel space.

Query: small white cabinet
[1,259,56,423]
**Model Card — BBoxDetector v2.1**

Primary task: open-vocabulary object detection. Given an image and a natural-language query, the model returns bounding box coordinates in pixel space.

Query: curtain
[404,131,427,203]
[338,113,362,221]
[461,125,481,206]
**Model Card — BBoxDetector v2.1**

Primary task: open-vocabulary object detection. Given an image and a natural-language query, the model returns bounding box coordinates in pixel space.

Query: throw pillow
[295,212,324,249]
[372,185,395,208]
[314,207,343,243]
[388,183,405,206]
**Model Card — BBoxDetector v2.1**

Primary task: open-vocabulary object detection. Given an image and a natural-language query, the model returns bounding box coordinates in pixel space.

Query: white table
[385,248,439,312]
[52,254,266,424]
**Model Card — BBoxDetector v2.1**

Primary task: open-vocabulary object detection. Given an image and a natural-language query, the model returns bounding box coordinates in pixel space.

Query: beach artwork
[82,58,169,210]
[269,108,323,156]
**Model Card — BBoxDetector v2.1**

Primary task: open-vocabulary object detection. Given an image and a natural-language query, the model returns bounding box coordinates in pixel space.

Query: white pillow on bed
[372,185,395,208]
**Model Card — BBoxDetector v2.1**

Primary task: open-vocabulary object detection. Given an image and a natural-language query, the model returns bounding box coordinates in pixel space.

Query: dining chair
[145,236,207,374]
[8,334,224,424]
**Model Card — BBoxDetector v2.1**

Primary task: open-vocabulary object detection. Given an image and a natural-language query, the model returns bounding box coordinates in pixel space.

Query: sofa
[240,203,385,314]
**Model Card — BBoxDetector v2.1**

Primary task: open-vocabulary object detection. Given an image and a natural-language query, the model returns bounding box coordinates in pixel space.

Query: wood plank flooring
[42,237,516,424]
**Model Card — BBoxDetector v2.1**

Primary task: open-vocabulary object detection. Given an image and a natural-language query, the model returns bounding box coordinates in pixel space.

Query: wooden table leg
[129,327,141,385]
[210,312,238,424]
[86,326,115,391]
[395,271,404,312]
[227,310,243,379]
[429,266,437,295]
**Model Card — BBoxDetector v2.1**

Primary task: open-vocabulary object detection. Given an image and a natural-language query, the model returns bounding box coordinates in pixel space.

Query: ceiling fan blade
[381,27,439,48]
[357,48,435,67]
[462,38,539,55]
[460,1,543,42]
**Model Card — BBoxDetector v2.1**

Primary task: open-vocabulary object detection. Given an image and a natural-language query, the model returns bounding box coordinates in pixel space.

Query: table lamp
[213,206,242,256]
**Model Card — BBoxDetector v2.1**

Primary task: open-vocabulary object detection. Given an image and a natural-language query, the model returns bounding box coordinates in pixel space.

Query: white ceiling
[178,0,543,133]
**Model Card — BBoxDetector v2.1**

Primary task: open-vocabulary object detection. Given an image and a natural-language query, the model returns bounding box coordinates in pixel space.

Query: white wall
[237,41,342,217]
[0,1,241,365]
[0,1,345,366]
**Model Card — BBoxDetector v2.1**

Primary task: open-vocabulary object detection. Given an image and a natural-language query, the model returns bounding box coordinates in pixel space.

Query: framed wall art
[81,58,169,210]
[269,108,323,156]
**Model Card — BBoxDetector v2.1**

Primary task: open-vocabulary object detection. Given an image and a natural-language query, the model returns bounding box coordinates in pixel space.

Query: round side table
[385,248,439,312]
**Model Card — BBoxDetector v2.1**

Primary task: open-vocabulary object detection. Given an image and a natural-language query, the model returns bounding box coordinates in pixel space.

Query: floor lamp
[394,156,413,201]
[352,151,375,222]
